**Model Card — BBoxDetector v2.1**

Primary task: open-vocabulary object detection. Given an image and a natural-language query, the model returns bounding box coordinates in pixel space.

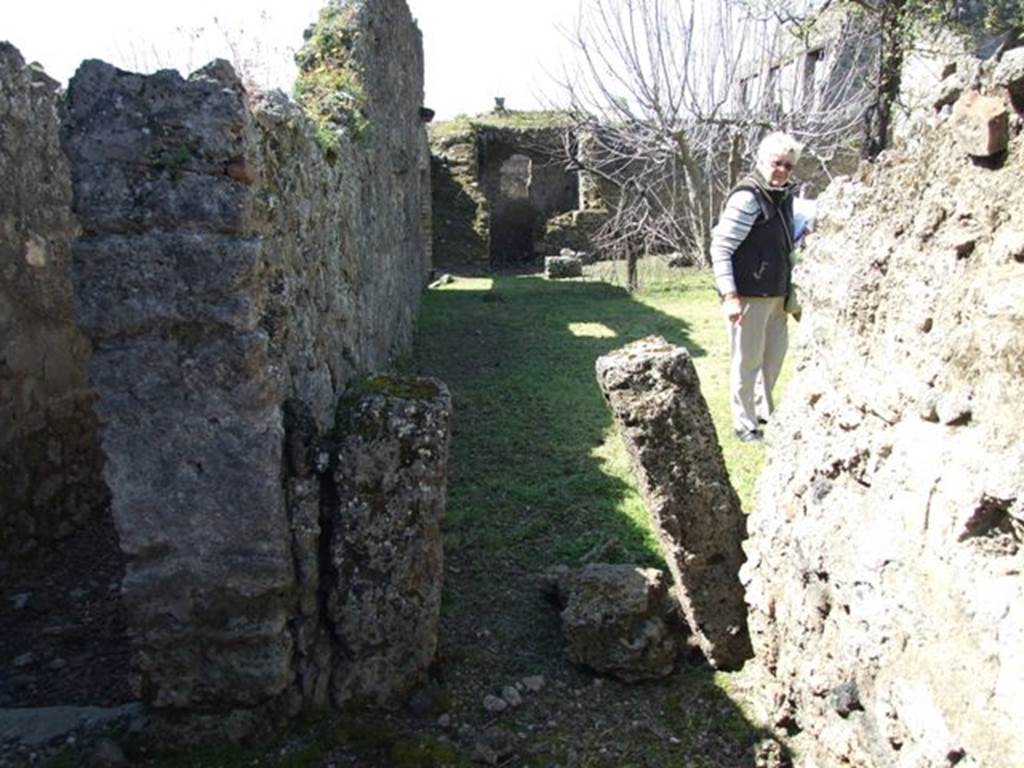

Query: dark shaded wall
[478,130,578,264]
[0,43,105,565]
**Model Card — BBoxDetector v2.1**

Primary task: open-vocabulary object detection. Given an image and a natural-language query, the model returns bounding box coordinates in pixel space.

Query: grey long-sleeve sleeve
[709,190,759,296]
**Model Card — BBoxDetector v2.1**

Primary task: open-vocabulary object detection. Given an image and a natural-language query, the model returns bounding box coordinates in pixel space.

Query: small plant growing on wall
[294,2,371,155]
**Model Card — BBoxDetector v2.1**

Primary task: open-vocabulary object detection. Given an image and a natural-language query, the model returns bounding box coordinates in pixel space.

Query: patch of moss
[294,3,371,146]
[43,749,79,768]
[389,736,462,767]
[347,375,440,401]
[153,142,193,178]
[428,110,574,147]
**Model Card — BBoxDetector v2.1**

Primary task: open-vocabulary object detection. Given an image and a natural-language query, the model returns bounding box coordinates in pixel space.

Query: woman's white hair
[757,131,803,164]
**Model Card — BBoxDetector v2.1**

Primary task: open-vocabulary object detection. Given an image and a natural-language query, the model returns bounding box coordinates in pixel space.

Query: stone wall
[477,127,578,264]
[428,114,581,266]
[429,136,490,268]
[59,0,439,739]
[743,55,1024,767]
[0,43,105,564]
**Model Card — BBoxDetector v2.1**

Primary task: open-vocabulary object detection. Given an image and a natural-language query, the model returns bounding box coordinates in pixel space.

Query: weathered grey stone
[993,46,1024,99]
[328,377,451,706]
[545,255,583,279]
[0,703,144,747]
[951,89,1009,157]
[744,97,1024,767]
[546,563,684,681]
[930,75,964,110]
[0,43,105,561]
[595,337,752,670]
[59,0,435,741]
[483,694,507,714]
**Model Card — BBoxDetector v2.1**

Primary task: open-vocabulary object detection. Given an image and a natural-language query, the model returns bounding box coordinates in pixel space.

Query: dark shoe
[734,428,763,443]
[757,417,769,425]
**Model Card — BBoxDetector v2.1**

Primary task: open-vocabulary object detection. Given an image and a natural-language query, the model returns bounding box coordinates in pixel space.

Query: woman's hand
[721,293,743,324]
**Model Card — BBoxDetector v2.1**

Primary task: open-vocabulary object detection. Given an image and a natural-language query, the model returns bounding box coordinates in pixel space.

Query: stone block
[328,376,451,705]
[595,336,752,670]
[994,47,1024,101]
[72,234,263,338]
[951,90,1009,157]
[61,61,255,235]
[545,255,583,279]
[545,563,683,681]
[56,0,435,742]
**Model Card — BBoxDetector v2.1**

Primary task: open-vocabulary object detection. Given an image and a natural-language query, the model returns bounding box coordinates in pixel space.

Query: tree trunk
[862,0,907,160]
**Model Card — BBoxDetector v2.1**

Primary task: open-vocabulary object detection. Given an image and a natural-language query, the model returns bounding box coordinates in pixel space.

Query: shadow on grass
[406,273,787,768]
[412,274,702,566]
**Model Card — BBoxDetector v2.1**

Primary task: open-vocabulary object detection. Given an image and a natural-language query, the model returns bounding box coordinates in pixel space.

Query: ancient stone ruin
[6,0,1024,762]
[429,114,595,267]
[2,0,450,743]
[743,62,1024,767]
[595,336,752,671]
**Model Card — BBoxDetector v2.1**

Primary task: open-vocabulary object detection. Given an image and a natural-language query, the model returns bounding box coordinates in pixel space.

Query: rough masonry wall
[742,66,1024,767]
[60,0,433,739]
[0,43,105,563]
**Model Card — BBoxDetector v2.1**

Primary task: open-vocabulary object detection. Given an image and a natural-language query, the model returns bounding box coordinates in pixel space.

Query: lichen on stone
[346,375,441,402]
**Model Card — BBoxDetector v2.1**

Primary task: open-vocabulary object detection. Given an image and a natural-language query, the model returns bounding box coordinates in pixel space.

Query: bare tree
[552,0,880,281]
[743,0,1022,159]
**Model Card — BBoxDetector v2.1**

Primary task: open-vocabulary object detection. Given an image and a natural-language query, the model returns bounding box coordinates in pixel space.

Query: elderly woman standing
[710,132,802,443]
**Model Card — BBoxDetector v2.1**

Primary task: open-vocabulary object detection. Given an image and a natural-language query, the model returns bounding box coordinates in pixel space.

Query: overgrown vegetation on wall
[294,2,369,151]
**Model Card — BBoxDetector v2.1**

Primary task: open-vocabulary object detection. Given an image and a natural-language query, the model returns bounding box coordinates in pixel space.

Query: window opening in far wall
[500,153,531,198]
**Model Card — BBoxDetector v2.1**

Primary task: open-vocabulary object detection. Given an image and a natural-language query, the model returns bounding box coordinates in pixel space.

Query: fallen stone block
[545,255,583,279]
[544,563,684,681]
[595,336,752,670]
[951,90,1009,157]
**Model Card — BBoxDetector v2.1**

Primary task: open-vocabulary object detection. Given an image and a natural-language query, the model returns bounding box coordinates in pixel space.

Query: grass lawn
[397,258,793,765]
[412,259,790,569]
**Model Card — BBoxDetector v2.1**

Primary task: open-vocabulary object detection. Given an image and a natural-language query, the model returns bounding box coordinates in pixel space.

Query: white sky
[2,0,582,119]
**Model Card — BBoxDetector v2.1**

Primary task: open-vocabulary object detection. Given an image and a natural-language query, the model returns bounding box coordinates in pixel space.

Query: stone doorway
[490,153,536,263]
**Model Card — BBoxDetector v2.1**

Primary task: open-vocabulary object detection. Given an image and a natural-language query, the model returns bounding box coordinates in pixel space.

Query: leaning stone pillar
[327,377,452,705]
[595,335,752,669]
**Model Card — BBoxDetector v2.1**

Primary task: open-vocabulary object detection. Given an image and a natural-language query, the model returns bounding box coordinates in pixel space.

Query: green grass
[119,259,786,767]
[402,258,790,763]
[121,712,471,768]
[410,260,789,571]
[428,110,574,146]
[588,258,793,505]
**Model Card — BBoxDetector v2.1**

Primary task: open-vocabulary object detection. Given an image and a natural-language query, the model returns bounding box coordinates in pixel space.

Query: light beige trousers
[726,296,788,434]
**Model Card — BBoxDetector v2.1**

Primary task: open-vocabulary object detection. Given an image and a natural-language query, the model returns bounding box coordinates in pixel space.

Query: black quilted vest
[728,176,794,297]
